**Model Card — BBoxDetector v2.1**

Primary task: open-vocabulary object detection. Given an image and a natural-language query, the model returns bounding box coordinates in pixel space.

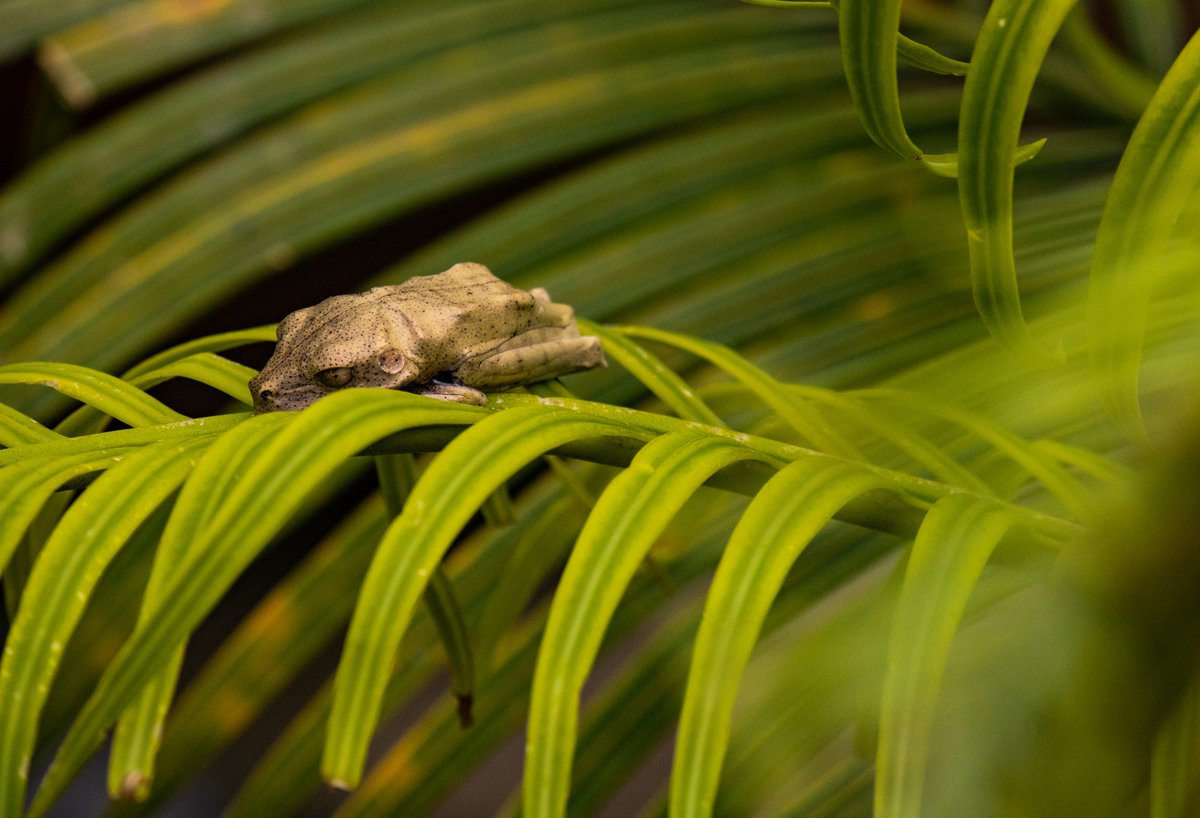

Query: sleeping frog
[250,263,605,412]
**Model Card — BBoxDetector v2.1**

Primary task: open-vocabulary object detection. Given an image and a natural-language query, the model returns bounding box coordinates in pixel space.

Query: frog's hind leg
[459,335,606,389]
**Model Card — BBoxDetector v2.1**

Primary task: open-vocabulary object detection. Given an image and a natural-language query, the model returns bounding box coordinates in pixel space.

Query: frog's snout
[249,371,279,413]
[252,387,275,413]
[249,370,323,412]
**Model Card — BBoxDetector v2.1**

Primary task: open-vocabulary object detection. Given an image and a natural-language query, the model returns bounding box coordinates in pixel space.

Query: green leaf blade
[873,495,1014,818]
[616,325,860,457]
[837,0,923,162]
[0,404,61,446]
[40,0,380,105]
[582,322,726,427]
[0,363,184,426]
[0,415,244,470]
[27,392,481,817]
[104,497,387,817]
[323,404,654,790]
[897,33,968,77]
[107,412,283,801]
[1087,28,1200,442]
[0,438,208,818]
[524,431,774,818]
[128,353,258,406]
[956,0,1078,354]
[0,451,126,576]
[669,458,886,818]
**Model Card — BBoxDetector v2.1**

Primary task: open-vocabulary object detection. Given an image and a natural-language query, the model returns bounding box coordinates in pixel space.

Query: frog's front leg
[406,380,488,405]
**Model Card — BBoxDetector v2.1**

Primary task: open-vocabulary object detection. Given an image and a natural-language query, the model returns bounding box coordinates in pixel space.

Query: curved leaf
[1088,28,1200,441]
[609,328,993,494]
[224,478,574,818]
[56,339,267,437]
[0,363,184,426]
[873,496,1015,818]
[108,412,292,800]
[104,497,387,817]
[0,414,244,469]
[323,404,656,789]
[0,403,60,446]
[0,0,129,62]
[0,450,128,575]
[27,392,483,817]
[524,431,776,818]
[957,0,1077,353]
[837,0,1021,175]
[562,608,703,818]
[376,454,476,726]
[582,322,725,426]
[335,616,544,818]
[493,392,1081,542]
[897,33,969,77]
[0,438,208,818]
[786,385,996,493]
[128,353,257,406]
[39,0,379,105]
[921,137,1045,180]
[669,457,886,817]
[743,0,968,76]
[614,325,860,457]
[122,328,276,379]
[837,0,923,162]
[858,388,1091,517]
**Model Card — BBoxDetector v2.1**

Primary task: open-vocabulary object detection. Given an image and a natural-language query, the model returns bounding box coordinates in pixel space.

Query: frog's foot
[530,287,576,327]
[461,336,606,388]
[405,380,488,405]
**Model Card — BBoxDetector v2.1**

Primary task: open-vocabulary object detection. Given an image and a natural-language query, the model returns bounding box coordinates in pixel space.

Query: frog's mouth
[250,379,326,413]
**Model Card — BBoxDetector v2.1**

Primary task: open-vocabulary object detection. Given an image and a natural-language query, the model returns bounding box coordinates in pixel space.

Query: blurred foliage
[0,1,1198,817]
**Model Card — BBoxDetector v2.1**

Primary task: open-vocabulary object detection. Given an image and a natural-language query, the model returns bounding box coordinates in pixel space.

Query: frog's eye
[377,350,406,375]
[315,367,354,389]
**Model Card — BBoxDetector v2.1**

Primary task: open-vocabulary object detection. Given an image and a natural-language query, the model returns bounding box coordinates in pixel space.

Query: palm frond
[1,1,1198,816]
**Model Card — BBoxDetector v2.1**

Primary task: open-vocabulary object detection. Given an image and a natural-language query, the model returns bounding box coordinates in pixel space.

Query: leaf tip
[115,770,149,802]
[1015,138,1049,166]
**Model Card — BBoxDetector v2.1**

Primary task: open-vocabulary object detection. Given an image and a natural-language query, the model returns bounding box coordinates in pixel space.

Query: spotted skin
[249,263,605,411]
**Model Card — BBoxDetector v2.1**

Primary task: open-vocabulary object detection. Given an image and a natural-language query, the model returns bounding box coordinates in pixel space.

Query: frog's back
[367,263,550,365]
[374,263,522,310]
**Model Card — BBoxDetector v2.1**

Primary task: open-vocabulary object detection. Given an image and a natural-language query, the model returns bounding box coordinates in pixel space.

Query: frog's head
[250,294,422,412]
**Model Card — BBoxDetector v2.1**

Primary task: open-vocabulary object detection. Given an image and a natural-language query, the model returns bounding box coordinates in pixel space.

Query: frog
[249,262,605,412]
